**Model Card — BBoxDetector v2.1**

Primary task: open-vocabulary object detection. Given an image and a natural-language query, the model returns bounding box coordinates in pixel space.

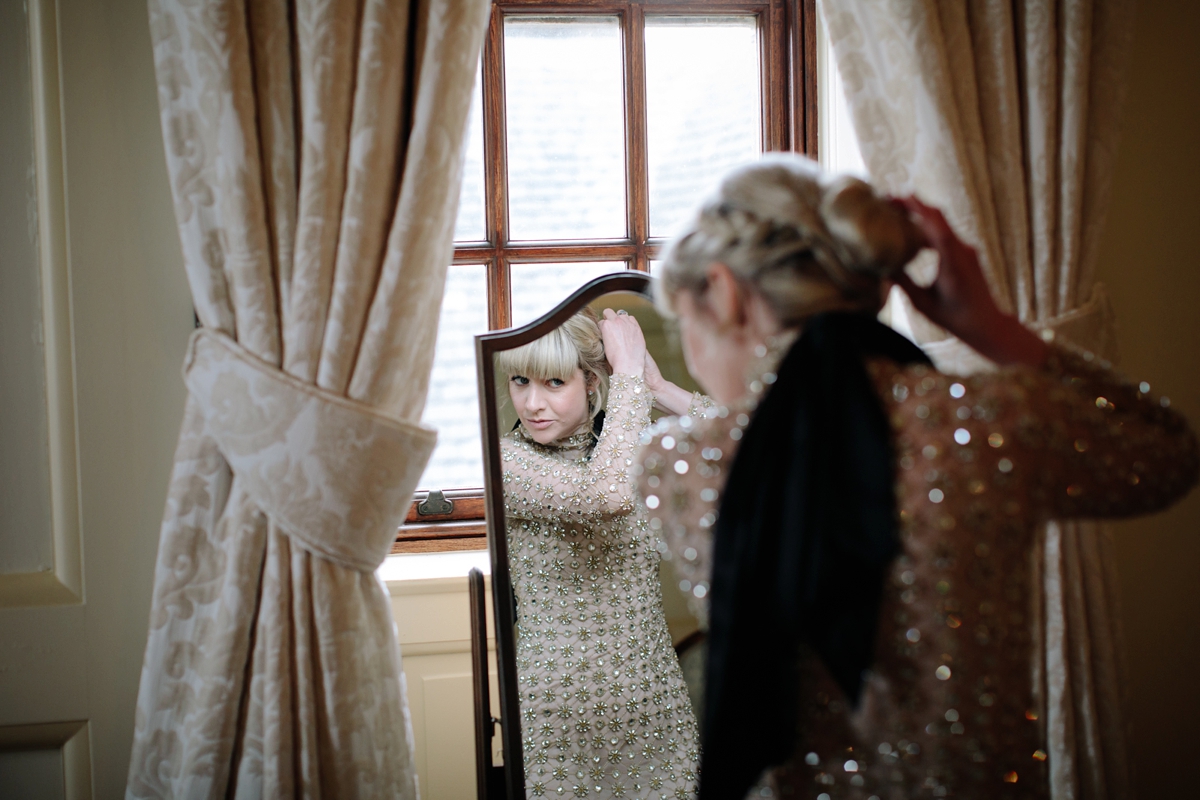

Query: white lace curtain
[820,1,1136,797]
[127,0,490,795]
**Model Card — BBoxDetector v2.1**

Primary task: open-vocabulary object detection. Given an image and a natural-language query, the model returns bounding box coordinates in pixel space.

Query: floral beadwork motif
[637,344,1198,799]
[686,391,718,419]
[501,374,700,798]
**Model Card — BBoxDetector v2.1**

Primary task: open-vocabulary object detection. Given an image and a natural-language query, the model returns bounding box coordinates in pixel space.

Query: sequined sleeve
[637,411,742,624]
[686,392,717,419]
[873,343,1199,524]
[501,374,654,522]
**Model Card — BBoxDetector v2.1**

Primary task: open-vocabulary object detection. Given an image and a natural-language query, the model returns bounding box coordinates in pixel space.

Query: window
[398,0,818,552]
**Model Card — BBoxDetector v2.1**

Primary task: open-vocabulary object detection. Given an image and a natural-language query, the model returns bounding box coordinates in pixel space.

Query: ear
[703,261,745,330]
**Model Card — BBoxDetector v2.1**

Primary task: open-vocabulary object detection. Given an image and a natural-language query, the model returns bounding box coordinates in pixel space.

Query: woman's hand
[643,348,667,392]
[602,309,696,413]
[644,350,695,416]
[893,196,1049,368]
[600,308,647,377]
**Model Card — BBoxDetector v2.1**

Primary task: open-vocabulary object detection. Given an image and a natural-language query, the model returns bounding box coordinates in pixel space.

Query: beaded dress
[637,340,1198,800]
[501,373,702,799]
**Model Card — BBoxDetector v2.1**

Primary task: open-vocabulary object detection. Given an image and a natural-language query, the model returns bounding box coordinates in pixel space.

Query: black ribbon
[699,312,931,799]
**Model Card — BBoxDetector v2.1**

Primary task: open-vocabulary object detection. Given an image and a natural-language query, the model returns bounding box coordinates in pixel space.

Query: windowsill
[377,548,490,591]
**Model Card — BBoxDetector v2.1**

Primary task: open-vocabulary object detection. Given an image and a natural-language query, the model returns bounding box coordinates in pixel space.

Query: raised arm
[887,196,1196,519]
[876,347,1198,524]
[1013,344,1197,519]
[644,349,716,418]
[502,374,654,522]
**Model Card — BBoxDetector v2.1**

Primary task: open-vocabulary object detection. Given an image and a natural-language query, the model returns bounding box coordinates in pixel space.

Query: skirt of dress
[508,511,700,799]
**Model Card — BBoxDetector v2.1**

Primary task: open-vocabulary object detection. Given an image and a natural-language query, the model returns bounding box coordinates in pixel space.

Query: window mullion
[793,0,818,155]
[489,256,511,329]
[763,1,787,151]
[483,6,511,328]
[625,3,650,271]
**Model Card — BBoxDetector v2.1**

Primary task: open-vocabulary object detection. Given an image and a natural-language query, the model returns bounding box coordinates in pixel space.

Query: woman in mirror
[497,307,708,798]
[638,154,1199,799]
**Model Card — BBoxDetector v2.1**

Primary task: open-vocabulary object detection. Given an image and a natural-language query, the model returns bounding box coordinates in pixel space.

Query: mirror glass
[485,286,706,796]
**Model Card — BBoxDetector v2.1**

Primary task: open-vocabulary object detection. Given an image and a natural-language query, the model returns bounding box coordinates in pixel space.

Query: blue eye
[511,375,529,386]
[548,378,565,387]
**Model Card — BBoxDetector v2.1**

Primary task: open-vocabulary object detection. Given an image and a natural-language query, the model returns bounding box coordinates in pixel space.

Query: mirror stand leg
[469,567,507,798]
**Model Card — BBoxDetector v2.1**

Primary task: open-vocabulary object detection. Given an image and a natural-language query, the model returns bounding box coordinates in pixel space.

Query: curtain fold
[820,1,1136,797]
[128,0,490,796]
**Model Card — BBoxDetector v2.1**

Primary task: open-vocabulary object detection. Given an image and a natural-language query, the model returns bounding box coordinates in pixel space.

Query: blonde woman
[498,307,707,799]
[638,154,1199,799]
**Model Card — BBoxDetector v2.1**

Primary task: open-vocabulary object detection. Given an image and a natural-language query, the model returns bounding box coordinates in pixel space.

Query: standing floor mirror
[473,272,705,798]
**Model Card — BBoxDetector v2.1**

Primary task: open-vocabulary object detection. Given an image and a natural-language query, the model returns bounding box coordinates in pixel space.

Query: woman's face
[508,367,593,444]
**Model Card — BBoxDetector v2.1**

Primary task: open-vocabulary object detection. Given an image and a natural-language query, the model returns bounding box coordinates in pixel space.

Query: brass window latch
[417,489,454,516]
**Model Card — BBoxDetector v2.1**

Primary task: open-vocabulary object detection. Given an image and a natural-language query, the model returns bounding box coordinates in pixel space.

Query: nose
[523,384,547,414]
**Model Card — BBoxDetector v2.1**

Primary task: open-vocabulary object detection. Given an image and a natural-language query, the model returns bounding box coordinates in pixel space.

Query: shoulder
[500,430,532,461]
[866,358,1045,429]
[641,412,728,454]
[866,359,957,408]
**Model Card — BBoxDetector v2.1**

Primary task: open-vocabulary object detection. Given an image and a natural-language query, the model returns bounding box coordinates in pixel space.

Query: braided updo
[655,154,923,327]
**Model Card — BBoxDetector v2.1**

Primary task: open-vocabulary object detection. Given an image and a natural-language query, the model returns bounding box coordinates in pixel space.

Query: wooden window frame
[395,0,817,554]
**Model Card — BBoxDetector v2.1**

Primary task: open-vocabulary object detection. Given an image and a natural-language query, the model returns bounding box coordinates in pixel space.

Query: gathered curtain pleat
[127,0,491,796]
[819,1,1136,797]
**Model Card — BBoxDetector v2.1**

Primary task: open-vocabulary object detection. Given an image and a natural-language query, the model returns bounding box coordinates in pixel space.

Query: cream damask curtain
[127,0,490,796]
[820,1,1135,798]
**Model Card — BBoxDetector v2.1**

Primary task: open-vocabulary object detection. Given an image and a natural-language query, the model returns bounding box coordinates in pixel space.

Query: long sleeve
[873,343,1199,524]
[686,391,717,419]
[501,374,653,523]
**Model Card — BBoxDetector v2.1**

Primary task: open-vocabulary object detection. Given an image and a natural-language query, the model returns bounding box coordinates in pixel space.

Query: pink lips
[526,419,554,430]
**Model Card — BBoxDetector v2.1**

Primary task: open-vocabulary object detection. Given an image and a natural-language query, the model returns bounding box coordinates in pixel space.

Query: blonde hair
[656,153,923,326]
[496,308,611,419]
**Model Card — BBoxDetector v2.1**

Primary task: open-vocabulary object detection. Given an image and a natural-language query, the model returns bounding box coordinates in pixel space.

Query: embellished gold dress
[501,374,701,799]
[637,343,1198,799]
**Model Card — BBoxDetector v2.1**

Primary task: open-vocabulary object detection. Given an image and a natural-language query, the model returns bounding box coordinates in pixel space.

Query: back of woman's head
[656,154,922,327]
[496,308,611,418]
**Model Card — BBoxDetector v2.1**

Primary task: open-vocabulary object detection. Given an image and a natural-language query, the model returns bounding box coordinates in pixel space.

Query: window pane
[646,17,761,237]
[420,264,489,490]
[510,262,628,327]
[454,66,486,242]
[505,17,627,241]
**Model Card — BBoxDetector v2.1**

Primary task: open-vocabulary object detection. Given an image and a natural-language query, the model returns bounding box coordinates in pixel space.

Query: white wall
[59,0,195,789]
[0,0,55,578]
[0,0,192,795]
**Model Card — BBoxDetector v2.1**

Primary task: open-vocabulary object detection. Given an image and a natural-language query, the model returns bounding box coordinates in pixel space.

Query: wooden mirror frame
[474,271,654,797]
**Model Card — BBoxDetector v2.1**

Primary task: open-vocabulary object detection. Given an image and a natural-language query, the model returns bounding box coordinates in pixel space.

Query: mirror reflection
[492,291,706,797]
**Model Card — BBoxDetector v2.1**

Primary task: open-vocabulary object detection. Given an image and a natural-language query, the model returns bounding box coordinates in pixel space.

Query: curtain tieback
[921,284,1117,377]
[182,328,437,572]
